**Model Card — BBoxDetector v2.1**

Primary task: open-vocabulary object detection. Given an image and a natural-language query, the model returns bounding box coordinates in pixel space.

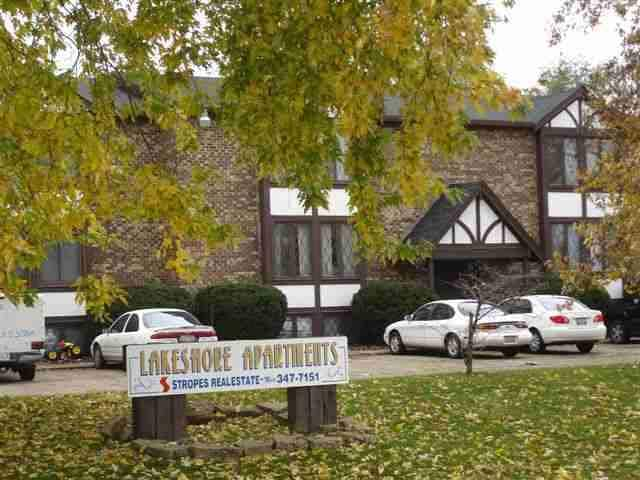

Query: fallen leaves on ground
[2,365,640,479]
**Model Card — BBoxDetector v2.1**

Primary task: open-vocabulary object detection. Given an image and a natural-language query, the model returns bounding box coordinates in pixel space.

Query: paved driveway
[1,343,639,397]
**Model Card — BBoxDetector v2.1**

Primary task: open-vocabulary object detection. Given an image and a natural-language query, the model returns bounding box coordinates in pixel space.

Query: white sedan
[90,308,218,368]
[383,300,532,358]
[501,295,606,353]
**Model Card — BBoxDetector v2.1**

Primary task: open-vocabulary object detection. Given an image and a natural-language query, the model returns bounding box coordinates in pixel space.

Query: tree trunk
[464,313,474,375]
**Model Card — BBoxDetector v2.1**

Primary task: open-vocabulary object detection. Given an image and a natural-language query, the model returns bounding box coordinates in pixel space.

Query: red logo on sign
[160,376,170,393]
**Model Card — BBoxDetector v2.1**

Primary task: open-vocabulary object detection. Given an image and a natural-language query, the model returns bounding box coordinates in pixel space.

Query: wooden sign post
[287,385,337,434]
[132,395,187,441]
[126,337,348,440]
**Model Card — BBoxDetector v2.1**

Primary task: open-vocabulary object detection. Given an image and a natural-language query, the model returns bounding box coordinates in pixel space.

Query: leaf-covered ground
[188,414,288,445]
[2,365,640,479]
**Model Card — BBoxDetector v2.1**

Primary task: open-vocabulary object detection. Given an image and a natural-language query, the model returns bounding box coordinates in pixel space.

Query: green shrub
[194,282,287,340]
[107,280,194,320]
[349,280,438,345]
[532,272,565,295]
[574,286,611,311]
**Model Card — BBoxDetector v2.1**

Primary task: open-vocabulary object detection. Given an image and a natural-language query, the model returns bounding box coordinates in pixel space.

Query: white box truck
[0,295,45,381]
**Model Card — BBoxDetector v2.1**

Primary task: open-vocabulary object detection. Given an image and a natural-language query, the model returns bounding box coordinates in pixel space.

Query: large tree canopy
[551,1,640,293]
[0,0,519,317]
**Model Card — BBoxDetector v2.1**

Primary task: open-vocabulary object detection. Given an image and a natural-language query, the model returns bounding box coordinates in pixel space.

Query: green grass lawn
[3,365,640,479]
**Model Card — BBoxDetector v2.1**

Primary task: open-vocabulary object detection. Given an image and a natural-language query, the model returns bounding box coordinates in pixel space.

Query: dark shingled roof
[384,85,584,130]
[77,76,583,131]
[405,183,481,245]
[405,181,543,260]
[76,76,222,109]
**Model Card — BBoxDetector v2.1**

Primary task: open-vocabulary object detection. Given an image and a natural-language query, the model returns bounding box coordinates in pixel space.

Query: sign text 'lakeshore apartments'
[127,337,349,398]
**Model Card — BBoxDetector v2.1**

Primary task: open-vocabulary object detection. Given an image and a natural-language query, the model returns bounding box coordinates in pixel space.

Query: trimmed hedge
[349,280,438,345]
[194,283,287,340]
[107,280,194,320]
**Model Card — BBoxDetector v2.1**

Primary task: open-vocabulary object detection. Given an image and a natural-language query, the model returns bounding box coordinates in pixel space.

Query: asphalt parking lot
[1,342,640,397]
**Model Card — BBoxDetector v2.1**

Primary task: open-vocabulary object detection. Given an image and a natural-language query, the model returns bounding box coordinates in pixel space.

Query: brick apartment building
[35,81,616,348]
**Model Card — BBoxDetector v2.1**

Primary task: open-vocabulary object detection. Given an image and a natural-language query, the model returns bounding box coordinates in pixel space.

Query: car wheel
[529,329,546,353]
[576,342,595,354]
[18,365,36,381]
[608,322,629,344]
[501,347,519,358]
[389,331,406,354]
[93,345,105,369]
[445,334,463,359]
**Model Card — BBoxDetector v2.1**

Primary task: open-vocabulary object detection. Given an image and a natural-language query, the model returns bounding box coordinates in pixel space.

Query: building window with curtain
[322,315,343,336]
[551,223,589,265]
[40,242,82,286]
[279,315,313,338]
[328,135,350,183]
[321,223,356,277]
[329,159,350,182]
[544,136,613,187]
[544,137,579,187]
[272,223,312,278]
[585,138,613,174]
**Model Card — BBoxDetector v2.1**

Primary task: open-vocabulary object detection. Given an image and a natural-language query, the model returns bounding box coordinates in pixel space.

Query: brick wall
[89,123,262,288]
[88,123,538,289]
[370,127,540,280]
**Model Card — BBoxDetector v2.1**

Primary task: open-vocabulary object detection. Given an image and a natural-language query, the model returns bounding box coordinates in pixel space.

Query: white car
[90,308,217,368]
[383,300,532,358]
[501,295,606,353]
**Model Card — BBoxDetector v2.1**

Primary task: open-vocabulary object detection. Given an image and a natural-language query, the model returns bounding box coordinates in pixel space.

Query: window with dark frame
[322,315,344,336]
[329,135,351,183]
[550,223,590,265]
[585,138,614,174]
[272,223,312,279]
[544,137,578,187]
[329,159,350,183]
[321,223,356,278]
[543,135,613,188]
[40,242,82,285]
[279,315,313,338]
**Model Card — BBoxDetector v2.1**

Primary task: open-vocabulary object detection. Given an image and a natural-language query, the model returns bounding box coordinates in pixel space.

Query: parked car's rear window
[539,297,589,312]
[143,311,201,329]
[458,302,505,318]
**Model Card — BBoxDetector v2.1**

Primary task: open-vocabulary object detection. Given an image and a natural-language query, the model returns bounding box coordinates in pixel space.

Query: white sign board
[126,337,349,398]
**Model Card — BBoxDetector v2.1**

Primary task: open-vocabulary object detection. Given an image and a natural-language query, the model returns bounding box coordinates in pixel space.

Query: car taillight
[150,330,217,340]
[550,315,569,324]
[31,341,44,350]
[478,323,498,331]
[593,313,605,323]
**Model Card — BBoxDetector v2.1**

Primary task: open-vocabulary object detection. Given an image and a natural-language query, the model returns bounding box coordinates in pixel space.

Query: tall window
[273,223,312,278]
[329,159,350,182]
[551,224,588,265]
[279,315,313,338]
[40,242,81,285]
[321,224,356,277]
[544,137,578,187]
[329,135,350,182]
[585,138,613,174]
[544,136,613,187]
